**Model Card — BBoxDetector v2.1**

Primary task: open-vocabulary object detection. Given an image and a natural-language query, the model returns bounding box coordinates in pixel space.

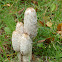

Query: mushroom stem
[17,52,21,62]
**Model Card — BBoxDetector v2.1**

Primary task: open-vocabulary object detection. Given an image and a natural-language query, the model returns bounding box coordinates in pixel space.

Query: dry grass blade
[38,39,45,43]
[39,21,47,27]
[18,8,25,15]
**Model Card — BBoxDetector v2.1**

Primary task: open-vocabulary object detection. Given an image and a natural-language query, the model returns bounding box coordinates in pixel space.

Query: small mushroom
[20,33,32,62]
[16,22,24,34]
[12,22,24,51]
[24,7,37,38]
[12,31,20,51]
[12,22,24,62]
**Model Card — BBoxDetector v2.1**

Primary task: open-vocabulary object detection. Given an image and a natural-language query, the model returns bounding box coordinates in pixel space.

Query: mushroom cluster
[12,7,37,62]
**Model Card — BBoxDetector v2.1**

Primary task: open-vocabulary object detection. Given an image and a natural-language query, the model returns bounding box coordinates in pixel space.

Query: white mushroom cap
[24,7,37,38]
[12,31,20,52]
[16,22,24,34]
[12,22,24,52]
[20,33,32,55]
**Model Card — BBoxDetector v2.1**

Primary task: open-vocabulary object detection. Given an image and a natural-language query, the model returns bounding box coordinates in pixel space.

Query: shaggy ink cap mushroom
[24,7,37,38]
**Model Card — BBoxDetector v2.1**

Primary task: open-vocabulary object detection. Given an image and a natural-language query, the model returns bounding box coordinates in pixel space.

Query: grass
[0,0,62,62]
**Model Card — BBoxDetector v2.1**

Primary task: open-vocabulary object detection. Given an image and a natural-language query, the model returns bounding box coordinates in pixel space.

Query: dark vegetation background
[0,0,62,62]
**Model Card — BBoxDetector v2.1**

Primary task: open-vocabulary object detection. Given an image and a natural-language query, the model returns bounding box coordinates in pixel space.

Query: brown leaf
[57,23,62,31]
[18,8,25,15]
[38,37,54,44]
[39,21,47,27]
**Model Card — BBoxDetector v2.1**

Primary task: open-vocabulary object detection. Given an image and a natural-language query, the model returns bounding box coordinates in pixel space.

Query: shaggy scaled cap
[16,22,24,34]
[12,22,24,52]
[24,7,37,38]
[20,33,32,62]
[12,31,20,51]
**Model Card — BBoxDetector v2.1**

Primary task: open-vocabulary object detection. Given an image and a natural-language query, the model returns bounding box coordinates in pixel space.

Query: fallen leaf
[46,21,52,27]
[57,23,62,31]
[18,8,25,15]
[38,37,54,44]
[38,38,51,44]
